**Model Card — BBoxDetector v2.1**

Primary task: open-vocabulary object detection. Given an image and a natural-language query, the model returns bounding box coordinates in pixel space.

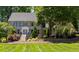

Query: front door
[21,27,29,35]
[23,29,27,34]
[17,29,20,34]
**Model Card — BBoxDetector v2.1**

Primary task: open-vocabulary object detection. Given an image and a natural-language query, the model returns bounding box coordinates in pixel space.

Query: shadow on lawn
[44,37,79,43]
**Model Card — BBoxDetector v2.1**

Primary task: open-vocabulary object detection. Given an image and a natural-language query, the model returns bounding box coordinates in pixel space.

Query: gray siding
[9,21,34,27]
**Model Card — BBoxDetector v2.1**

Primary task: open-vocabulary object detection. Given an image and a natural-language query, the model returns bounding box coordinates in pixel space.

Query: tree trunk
[38,25,43,38]
[48,20,52,37]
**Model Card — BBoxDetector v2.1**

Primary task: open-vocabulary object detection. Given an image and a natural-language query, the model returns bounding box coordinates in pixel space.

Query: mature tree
[35,6,79,36]
[34,6,45,37]
[11,6,32,12]
[0,22,15,38]
[0,6,12,22]
[0,6,32,22]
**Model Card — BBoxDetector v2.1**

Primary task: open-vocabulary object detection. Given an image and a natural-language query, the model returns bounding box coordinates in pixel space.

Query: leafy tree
[31,27,38,38]
[35,6,79,37]
[0,22,15,38]
[0,6,12,22]
[53,22,76,38]
[0,6,32,22]
[11,6,32,12]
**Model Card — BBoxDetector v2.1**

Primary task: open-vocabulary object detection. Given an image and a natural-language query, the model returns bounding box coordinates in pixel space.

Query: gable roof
[8,13,37,22]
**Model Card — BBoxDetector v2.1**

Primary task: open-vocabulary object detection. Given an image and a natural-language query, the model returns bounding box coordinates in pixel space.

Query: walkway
[19,34,26,42]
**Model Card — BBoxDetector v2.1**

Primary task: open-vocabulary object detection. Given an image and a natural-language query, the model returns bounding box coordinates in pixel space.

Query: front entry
[23,29,27,34]
[21,27,29,35]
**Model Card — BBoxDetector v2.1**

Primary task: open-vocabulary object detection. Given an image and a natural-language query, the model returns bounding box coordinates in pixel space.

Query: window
[24,22,27,26]
[15,22,17,26]
[23,29,27,34]
[13,22,16,26]
[12,22,17,27]
[17,29,20,34]
[18,21,21,27]
[20,22,23,26]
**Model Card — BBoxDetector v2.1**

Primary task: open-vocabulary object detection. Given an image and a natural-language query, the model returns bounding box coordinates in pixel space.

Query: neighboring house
[8,13,37,35]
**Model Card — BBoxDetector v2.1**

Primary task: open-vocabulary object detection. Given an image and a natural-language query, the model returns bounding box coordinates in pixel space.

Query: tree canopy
[0,6,79,37]
[0,22,15,38]
[0,6,32,21]
[35,6,79,36]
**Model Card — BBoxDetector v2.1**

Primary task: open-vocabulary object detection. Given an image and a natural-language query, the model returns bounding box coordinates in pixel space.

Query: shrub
[53,22,76,38]
[0,22,16,42]
[7,32,20,42]
[7,35,14,42]
[1,37,7,43]
[27,37,39,41]
[43,28,49,38]
[0,22,16,38]
[31,27,38,38]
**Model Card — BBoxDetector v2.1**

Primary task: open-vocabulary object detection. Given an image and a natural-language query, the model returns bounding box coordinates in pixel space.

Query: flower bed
[27,37,44,42]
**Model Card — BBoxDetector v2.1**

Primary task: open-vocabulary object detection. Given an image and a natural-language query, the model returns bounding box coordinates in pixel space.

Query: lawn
[0,43,79,52]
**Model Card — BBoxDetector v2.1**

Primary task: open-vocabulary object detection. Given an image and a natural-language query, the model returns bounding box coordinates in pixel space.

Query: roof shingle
[8,13,37,22]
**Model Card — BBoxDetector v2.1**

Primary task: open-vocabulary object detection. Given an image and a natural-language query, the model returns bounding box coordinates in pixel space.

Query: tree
[35,6,79,37]
[0,22,15,38]
[31,27,38,38]
[0,6,32,22]
[11,6,32,12]
[0,6,12,22]
[34,6,45,37]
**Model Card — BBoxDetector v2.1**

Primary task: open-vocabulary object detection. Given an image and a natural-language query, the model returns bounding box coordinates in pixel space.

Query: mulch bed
[44,37,79,43]
[2,36,79,44]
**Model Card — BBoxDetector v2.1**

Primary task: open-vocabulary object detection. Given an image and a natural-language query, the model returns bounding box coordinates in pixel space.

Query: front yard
[0,43,79,52]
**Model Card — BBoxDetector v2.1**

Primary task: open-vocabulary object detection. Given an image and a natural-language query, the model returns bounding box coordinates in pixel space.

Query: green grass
[0,43,79,52]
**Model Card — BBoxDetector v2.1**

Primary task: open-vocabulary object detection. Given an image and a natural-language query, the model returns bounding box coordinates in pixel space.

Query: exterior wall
[9,21,35,34]
[9,21,34,27]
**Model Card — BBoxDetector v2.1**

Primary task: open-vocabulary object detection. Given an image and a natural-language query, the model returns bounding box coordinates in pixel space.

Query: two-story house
[8,13,37,35]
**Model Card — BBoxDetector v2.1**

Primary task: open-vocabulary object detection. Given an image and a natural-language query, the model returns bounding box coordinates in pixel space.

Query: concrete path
[19,35,26,42]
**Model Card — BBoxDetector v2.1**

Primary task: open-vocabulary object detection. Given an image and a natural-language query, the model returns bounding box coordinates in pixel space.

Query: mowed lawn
[0,43,79,52]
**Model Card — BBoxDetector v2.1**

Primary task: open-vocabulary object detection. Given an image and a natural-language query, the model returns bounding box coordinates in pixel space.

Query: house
[8,13,37,35]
